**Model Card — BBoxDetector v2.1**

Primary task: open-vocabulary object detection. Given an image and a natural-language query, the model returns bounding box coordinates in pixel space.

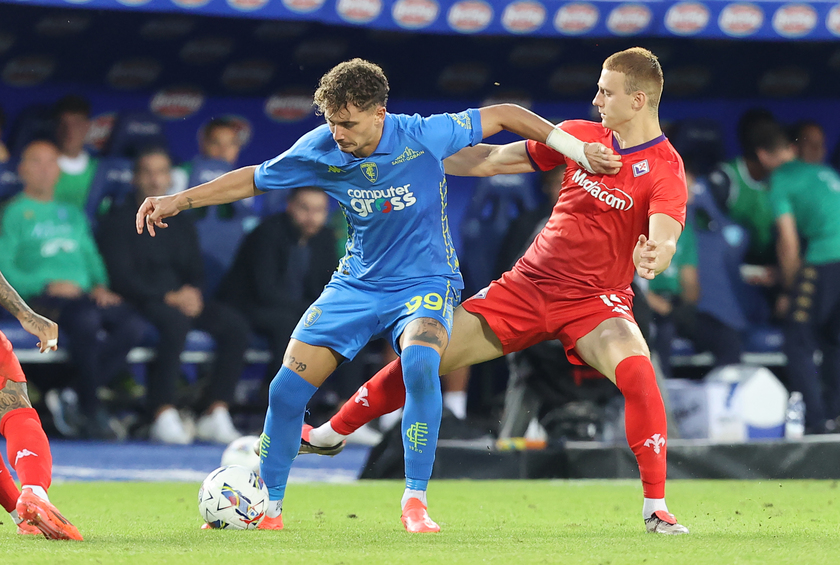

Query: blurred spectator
[98,147,249,445]
[217,187,336,388]
[198,118,243,166]
[0,140,146,439]
[707,108,777,268]
[170,118,243,194]
[0,105,9,163]
[53,95,99,210]
[789,120,827,165]
[760,121,840,433]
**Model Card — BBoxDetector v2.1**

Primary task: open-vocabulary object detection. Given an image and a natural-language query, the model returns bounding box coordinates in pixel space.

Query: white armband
[545,128,594,173]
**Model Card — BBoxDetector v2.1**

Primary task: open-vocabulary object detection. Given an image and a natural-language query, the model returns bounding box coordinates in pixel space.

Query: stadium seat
[85,157,134,227]
[459,174,535,293]
[187,156,232,188]
[193,201,261,296]
[107,112,168,158]
[0,159,23,202]
[7,104,54,159]
[692,179,750,333]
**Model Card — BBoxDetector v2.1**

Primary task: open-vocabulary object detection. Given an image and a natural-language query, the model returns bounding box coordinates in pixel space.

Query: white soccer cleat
[645,510,690,534]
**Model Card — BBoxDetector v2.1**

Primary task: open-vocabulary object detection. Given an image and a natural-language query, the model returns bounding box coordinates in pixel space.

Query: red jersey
[517,120,687,297]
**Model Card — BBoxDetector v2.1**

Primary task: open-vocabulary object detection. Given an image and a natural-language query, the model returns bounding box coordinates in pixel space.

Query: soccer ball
[221,435,261,474]
[198,465,268,529]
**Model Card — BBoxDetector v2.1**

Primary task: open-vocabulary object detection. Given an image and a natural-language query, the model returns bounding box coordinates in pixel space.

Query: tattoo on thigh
[285,355,307,373]
[406,319,447,348]
[0,381,32,418]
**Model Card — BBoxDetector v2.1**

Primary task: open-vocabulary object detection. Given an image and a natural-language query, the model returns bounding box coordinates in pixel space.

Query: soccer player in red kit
[304,47,689,534]
[0,270,83,540]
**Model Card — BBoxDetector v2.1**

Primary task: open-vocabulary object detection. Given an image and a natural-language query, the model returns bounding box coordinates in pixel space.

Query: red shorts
[0,330,26,390]
[461,268,637,365]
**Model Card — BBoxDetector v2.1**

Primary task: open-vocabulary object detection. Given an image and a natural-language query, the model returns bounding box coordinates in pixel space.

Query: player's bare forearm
[444,142,534,177]
[0,270,31,319]
[479,104,555,142]
[138,166,262,235]
[635,213,681,279]
[175,166,261,210]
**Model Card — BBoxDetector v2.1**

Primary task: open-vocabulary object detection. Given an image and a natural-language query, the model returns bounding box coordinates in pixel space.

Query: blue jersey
[254,109,483,289]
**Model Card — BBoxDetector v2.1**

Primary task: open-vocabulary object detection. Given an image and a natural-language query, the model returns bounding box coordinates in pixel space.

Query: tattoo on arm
[0,271,28,318]
[0,381,32,419]
[186,197,194,210]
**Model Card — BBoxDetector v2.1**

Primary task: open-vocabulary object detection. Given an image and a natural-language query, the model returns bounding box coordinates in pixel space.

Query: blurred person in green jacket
[0,140,146,440]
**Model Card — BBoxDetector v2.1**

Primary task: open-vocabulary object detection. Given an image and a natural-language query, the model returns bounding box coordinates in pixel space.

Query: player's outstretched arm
[136,165,260,236]
[0,270,58,352]
[634,213,682,280]
[444,142,534,177]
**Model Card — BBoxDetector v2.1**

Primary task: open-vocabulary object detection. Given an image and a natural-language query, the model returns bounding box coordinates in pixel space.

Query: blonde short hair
[603,47,663,111]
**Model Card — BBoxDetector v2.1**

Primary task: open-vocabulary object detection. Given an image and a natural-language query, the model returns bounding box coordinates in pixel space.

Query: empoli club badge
[303,306,322,327]
[361,162,378,183]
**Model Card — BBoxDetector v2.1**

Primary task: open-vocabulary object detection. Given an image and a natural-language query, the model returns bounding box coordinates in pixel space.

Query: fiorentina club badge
[632,159,650,177]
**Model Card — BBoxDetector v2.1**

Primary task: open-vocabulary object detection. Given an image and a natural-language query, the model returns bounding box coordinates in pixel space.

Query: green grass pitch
[1,480,838,564]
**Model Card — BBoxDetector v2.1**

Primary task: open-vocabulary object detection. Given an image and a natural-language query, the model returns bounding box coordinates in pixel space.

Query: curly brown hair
[313,58,389,116]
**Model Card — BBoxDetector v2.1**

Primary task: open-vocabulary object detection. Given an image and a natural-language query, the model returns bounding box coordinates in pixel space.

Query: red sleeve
[648,158,688,228]
[526,139,568,172]
[525,120,604,172]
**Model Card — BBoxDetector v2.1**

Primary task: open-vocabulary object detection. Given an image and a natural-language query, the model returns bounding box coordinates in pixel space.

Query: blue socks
[260,365,317,503]
[400,345,443,493]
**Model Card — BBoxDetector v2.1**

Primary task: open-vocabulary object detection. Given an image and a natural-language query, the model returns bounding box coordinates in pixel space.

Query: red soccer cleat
[257,514,284,530]
[16,521,42,535]
[400,498,440,533]
[16,489,83,541]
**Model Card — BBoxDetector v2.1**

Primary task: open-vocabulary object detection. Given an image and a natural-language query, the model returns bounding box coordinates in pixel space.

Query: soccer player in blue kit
[137,59,619,533]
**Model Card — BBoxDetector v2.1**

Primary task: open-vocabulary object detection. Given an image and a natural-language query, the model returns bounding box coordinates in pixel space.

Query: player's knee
[401,345,441,395]
[614,355,659,398]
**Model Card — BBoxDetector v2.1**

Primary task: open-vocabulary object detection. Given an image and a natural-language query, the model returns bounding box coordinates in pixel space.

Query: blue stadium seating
[459,174,535,293]
[0,159,23,202]
[107,112,168,158]
[8,104,54,159]
[85,157,134,227]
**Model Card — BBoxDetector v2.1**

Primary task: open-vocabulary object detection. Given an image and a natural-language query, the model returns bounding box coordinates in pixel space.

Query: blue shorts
[291,276,461,360]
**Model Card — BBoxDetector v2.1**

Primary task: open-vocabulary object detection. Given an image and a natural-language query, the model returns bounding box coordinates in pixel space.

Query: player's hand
[634,234,659,280]
[19,311,58,353]
[583,143,621,175]
[137,195,181,237]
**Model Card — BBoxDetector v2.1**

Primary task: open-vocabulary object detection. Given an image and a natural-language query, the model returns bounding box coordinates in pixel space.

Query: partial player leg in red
[331,359,406,435]
[303,359,407,453]
[2,407,83,540]
[615,356,688,534]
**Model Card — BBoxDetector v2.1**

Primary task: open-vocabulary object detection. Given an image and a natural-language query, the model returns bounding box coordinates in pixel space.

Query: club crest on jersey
[303,306,322,327]
[361,162,378,183]
[632,159,650,177]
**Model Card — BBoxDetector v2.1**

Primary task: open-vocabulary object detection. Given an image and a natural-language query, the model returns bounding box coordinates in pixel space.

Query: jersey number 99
[405,293,444,314]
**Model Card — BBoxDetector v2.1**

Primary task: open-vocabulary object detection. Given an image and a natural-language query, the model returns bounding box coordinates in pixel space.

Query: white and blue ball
[198,465,268,529]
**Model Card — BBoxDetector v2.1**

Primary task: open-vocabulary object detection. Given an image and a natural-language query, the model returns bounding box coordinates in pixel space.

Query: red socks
[0,456,20,513]
[0,408,52,493]
[331,359,407,435]
[614,356,667,499]
[330,354,668,500]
